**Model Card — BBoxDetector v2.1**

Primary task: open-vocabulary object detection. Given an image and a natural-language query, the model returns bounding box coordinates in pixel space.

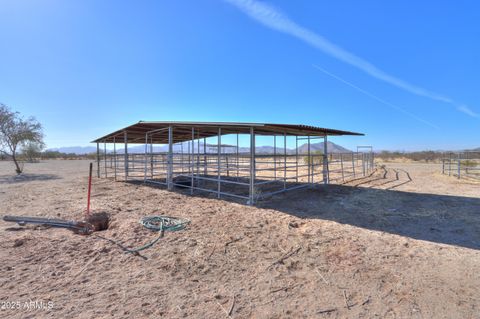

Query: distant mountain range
[47,146,97,154]
[297,141,350,154]
[47,141,351,155]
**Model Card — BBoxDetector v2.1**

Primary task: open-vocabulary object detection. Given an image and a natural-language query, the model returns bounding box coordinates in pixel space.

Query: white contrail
[224,0,478,118]
[313,65,439,129]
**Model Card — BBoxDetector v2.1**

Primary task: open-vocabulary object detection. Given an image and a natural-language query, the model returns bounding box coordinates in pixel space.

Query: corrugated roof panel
[92,121,364,144]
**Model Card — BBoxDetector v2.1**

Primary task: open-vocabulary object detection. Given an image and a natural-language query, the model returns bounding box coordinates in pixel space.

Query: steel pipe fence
[96,128,374,204]
[442,151,480,180]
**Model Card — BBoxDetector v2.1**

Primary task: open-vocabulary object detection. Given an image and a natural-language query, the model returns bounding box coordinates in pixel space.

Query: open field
[1,160,479,318]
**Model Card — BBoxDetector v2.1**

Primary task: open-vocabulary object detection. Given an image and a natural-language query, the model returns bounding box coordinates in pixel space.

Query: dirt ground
[0,160,479,318]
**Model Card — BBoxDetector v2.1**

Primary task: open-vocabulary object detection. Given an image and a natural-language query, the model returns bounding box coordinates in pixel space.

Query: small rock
[99,246,110,253]
[13,239,24,247]
[288,221,299,229]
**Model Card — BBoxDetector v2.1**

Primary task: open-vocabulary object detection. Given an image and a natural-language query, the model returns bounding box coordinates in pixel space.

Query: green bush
[303,150,324,168]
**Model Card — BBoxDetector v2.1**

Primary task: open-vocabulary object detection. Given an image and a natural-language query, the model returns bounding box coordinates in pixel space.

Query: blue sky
[0,0,478,151]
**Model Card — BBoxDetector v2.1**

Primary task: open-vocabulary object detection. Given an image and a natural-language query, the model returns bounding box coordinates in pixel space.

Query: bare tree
[0,104,44,174]
[22,141,45,163]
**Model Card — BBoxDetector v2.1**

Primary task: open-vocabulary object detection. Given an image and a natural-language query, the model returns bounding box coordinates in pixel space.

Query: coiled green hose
[124,216,190,253]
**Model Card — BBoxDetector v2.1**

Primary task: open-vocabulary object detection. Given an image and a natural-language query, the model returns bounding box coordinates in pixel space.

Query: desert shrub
[376,150,444,162]
[462,160,479,167]
[0,104,44,173]
[85,152,98,160]
[41,151,63,159]
[303,150,324,169]
[21,141,44,163]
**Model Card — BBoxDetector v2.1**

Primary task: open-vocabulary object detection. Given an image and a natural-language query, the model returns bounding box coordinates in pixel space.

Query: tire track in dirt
[342,166,398,188]
[341,166,413,190]
[341,168,383,187]
[385,168,412,190]
[365,167,399,188]
[366,168,401,189]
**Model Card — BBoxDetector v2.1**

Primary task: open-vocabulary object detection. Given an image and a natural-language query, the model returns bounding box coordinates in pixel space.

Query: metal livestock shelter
[92,121,373,204]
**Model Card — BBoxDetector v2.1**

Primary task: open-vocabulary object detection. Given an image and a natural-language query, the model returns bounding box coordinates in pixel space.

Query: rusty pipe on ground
[2,215,96,235]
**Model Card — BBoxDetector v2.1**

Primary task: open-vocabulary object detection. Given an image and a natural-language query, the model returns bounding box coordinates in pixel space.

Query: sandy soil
[0,160,479,318]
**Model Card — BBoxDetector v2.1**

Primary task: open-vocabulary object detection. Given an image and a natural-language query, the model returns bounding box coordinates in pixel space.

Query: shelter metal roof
[92,121,364,144]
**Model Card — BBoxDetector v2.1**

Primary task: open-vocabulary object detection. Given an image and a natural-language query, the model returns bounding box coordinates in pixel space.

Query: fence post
[167,126,173,190]
[226,157,229,177]
[113,137,117,181]
[362,153,366,176]
[236,134,239,178]
[150,137,154,179]
[96,142,100,178]
[217,127,221,199]
[124,131,128,181]
[192,127,195,195]
[284,133,287,189]
[323,135,329,184]
[295,136,298,183]
[204,138,208,177]
[457,153,461,179]
[340,153,345,182]
[448,153,451,176]
[249,127,256,205]
[371,151,374,171]
[144,133,148,183]
[307,136,311,184]
[352,152,356,178]
[442,156,445,175]
[273,135,276,181]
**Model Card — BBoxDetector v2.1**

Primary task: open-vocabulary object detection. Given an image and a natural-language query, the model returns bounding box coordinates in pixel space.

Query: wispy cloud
[225,0,477,118]
[456,105,479,118]
[313,65,439,129]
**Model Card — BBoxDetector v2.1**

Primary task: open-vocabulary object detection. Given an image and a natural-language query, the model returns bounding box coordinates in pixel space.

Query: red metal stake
[86,162,93,217]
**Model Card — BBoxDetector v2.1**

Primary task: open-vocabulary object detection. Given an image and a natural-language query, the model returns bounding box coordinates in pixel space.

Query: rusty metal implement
[2,215,95,235]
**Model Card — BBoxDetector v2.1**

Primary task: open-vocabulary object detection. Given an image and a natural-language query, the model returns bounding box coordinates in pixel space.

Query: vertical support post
[371,151,375,171]
[448,153,451,176]
[167,126,173,190]
[113,137,117,181]
[368,151,372,172]
[352,152,356,178]
[236,133,239,178]
[86,162,93,217]
[273,135,277,180]
[144,133,148,182]
[226,157,230,177]
[442,153,445,175]
[104,142,107,178]
[217,127,221,199]
[295,136,298,183]
[150,136,154,179]
[203,137,207,177]
[457,153,461,179]
[364,153,370,174]
[307,136,311,184]
[188,141,191,177]
[283,132,287,189]
[197,134,200,179]
[363,153,366,176]
[96,142,100,178]
[181,142,184,174]
[191,127,195,194]
[323,135,329,184]
[340,153,344,182]
[124,131,128,181]
[249,127,256,205]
